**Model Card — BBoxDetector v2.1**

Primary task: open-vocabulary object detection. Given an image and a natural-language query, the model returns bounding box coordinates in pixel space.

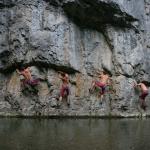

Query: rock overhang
[47,0,138,30]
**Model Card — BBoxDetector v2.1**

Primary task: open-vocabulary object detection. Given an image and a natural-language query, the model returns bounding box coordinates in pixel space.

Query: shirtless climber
[16,66,39,87]
[58,71,70,106]
[134,81,149,110]
[89,70,111,102]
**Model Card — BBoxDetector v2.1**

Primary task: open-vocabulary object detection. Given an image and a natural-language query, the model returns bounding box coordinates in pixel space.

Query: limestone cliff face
[0,0,150,117]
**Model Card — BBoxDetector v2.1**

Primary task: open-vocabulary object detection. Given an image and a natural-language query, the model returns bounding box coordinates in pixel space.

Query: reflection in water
[0,118,150,150]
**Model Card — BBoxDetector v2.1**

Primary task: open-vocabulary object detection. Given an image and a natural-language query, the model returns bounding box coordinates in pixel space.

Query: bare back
[99,74,109,84]
[139,83,148,92]
[61,74,69,85]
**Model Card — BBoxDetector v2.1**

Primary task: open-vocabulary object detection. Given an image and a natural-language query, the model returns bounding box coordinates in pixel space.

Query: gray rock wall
[0,0,150,117]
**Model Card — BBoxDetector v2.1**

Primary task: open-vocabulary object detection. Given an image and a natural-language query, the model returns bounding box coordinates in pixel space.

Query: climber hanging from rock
[133,81,149,110]
[89,70,112,103]
[58,71,70,106]
[16,66,40,87]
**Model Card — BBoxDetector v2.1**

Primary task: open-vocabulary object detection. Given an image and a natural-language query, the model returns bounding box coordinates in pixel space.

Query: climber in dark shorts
[134,81,149,110]
[89,71,111,101]
[58,71,70,106]
[16,66,39,86]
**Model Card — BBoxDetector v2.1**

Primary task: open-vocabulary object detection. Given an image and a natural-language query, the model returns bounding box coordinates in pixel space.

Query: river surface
[0,118,150,150]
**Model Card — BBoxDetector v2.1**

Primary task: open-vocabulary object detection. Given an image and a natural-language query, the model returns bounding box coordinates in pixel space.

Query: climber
[16,66,39,86]
[58,71,70,106]
[89,70,111,101]
[133,81,149,110]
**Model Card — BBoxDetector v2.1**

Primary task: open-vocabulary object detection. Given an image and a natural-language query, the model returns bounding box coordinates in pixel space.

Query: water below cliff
[0,118,150,150]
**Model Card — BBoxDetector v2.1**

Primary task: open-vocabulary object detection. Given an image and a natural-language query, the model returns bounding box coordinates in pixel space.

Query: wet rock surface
[0,0,150,117]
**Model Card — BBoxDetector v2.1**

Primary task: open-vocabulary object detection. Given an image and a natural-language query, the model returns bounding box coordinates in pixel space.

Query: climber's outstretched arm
[16,69,21,75]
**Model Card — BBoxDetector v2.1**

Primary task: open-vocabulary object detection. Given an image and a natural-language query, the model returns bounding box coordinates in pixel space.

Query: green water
[0,118,150,150]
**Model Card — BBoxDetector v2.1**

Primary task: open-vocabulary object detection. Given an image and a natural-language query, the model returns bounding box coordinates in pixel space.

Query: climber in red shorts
[58,71,70,106]
[16,66,39,87]
[134,81,149,110]
[89,70,111,101]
